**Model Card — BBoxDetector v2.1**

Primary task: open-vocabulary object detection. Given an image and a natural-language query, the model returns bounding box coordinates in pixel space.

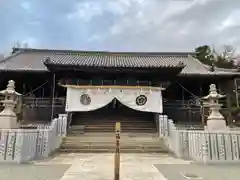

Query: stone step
[68,126,156,132]
[73,116,154,119]
[75,115,151,118]
[83,126,156,130]
[66,132,157,136]
[63,137,161,142]
[59,130,169,153]
[72,121,155,125]
[75,122,156,126]
[62,137,166,146]
[66,134,159,139]
[70,125,156,130]
[80,130,156,133]
[68,128,157,133]
[75,120,153,123]
[59,144,169,151]
[62,139,164,144]
[63,139,161,143]
[75,117,154,120]
[61,144,166,149]
[65,135,161,141]
[61,140,165,144]
[59,148,169,153]
[69,129,156,132]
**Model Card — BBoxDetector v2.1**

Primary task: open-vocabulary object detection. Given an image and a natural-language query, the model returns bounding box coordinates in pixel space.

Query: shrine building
[0,48,240,134]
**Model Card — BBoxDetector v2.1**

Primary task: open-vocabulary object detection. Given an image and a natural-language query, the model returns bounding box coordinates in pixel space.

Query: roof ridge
[13,48,195,56]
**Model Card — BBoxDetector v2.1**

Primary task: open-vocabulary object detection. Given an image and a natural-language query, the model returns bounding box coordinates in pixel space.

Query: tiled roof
[44,51,186,69]
[0,54,4,61]
[179,56,240,76]
[0,48,185,71]
[0,48,239,76]
[0,50,48,72]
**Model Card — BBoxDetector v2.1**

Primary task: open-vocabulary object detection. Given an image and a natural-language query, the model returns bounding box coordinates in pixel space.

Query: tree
[194,45,214,66]
[212,45,236,69]
[194,44,237,69]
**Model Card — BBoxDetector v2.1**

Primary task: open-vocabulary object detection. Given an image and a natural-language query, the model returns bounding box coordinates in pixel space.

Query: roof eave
[44,61,185,70]
[179,73,240,78]
[0,69,49,73]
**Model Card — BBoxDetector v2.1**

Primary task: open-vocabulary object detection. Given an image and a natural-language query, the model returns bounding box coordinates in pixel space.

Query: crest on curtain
[136,95,147,106]
[80,94,91,105]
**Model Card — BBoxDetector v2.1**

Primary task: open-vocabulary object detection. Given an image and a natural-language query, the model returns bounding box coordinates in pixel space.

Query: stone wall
[158,115,240,164]
[0,114,67,163]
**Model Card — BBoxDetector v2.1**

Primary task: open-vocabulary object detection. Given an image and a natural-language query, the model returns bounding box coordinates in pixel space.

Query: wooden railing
[0,97,66,108]
[163,99,227,108]
[23,97,66,108]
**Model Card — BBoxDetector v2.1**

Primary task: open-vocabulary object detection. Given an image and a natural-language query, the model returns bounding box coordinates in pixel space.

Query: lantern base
[0,109,19,129]
[206,119,227,132]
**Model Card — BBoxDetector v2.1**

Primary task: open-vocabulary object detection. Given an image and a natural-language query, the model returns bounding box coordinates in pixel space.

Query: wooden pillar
[219,79,232,126]
[199,82,204,125]
[49,73,56,120]
[201,105,205,125]
[226,80,233,126]
[51,73,56,120]
[234,78,239,107]
[49,75,53,105]
[67,112,73,129]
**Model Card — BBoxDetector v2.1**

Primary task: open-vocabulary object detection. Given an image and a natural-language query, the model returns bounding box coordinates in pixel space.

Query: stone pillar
[0,80,21,129]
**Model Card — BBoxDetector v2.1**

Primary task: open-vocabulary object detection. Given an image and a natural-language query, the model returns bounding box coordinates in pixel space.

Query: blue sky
[1,0,240,55]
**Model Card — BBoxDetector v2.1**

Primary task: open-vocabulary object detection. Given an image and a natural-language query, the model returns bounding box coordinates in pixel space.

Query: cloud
[101,0,240,52]
[20,1,31,11]
[0,0,240,55]
[67,1,104,22]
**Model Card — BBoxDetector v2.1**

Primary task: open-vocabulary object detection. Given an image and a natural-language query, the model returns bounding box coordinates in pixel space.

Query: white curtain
[115,89,162,113]
[66,87,163,113]
[66,88,114,112]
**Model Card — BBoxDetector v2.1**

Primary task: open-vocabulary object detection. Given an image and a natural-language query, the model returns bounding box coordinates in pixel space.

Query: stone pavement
[155,164,240,180]
[36,153,191,180]
[0,163,70,180]
[1,153,240,180]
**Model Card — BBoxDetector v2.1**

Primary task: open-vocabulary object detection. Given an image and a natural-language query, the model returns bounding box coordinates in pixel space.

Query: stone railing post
[202,143,209,164]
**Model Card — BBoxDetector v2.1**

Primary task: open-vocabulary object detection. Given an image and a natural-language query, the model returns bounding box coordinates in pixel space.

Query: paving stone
[4,153,239,180]
[0,164,70,180]
[155,164,240,180]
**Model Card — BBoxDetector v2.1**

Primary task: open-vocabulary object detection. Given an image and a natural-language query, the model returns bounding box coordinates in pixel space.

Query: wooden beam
[59,84,165,91]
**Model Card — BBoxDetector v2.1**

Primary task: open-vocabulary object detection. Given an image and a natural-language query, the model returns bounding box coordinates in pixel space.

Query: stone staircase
[71,105,157,133]
[60,131,169,153]
[60,104,169,153]
[74,119,157,133]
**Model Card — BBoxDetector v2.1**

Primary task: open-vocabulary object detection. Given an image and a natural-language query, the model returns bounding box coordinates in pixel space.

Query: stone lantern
[0,80,21,129]
[203,84,227,131]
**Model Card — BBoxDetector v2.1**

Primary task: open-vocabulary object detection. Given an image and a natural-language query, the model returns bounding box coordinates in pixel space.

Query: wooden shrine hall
[0,47,240,132]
